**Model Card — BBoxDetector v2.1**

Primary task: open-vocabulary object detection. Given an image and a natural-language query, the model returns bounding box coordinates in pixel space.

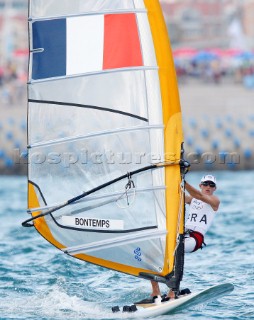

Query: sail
[26,0,184,280]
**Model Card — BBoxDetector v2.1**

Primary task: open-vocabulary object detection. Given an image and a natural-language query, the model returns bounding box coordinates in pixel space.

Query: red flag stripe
[103,14,143,70]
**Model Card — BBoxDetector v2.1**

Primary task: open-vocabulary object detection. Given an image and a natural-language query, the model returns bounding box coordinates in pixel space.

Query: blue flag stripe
[32,19,66,80]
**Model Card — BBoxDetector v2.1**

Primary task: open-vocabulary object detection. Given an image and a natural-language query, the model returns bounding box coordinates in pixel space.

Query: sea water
[0,171,253,320]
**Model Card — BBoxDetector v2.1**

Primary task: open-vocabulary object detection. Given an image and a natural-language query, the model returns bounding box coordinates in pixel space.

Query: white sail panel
[136,12,157,67]
[28,70,157,145]
[44,191,167,272]
[28,70,150,119]
[30,0,145,19]
[28,102,148,146]
[28,129,164,203]
[66,238,166,273]
[48,188,164,234]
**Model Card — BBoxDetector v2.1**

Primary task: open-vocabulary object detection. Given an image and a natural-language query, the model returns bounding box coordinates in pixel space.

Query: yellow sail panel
[75,253,158,277]
[28,182,65,250]
[144,0,184,275]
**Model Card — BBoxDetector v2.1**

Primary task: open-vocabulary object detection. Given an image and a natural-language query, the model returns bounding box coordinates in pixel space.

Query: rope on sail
[173,178,185,256]
[169,158,190,291]
[116,172,136,208]
[22,161,180,227]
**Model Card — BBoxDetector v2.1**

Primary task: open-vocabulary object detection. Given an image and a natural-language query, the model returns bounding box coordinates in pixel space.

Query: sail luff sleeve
[144,0,184,276]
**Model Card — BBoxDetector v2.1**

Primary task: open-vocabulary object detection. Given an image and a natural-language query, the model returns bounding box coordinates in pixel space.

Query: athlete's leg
[147,236,196,301]
[151,280,161,296]
[184,236,196,253]
[164,237,196,299]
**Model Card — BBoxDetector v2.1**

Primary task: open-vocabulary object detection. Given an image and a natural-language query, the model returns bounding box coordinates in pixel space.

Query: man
[138,174,220,302]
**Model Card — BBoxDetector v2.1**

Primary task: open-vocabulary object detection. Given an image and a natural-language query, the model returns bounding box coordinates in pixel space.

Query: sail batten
[29,8,147,22]
[63,229,167,255]
[28,66,158,83]
[28,185,166,213]
[28,125,164,149]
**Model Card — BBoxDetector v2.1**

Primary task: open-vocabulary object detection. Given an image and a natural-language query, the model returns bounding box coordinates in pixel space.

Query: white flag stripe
[66,15,104,75]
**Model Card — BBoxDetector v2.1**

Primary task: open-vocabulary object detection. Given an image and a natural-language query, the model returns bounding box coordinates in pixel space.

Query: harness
[185,230,206,252]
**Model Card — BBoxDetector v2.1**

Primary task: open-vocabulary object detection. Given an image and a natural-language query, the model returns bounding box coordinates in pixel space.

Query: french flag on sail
[32,14,143,80]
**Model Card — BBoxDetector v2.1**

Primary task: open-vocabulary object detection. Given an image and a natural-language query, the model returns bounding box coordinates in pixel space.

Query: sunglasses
[201,181,216,188]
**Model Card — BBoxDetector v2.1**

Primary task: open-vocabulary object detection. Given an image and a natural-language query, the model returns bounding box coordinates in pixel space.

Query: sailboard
[22,1,233,314]
[111,283,234,317]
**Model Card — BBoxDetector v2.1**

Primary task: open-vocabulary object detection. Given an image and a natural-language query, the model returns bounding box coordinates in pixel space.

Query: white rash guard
[185,198,217,252]
[186,198,216,235]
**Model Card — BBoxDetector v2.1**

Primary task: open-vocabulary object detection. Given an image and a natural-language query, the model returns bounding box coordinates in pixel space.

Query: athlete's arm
[185,182,220,211]
[185,194,192,204]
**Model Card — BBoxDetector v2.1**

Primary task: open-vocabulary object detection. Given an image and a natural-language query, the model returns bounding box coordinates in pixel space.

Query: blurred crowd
[173,48,254,89]
[0,54,27,106]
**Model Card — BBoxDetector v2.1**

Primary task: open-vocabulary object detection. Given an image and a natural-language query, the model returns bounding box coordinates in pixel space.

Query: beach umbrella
[207,48,224,57]
[192,50,219,63]
[235,51,254,60]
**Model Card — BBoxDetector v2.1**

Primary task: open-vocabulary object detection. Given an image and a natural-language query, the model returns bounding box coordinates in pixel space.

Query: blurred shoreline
[1,81,254,175]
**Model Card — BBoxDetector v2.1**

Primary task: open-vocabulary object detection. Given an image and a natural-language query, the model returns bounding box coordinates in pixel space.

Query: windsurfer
[184,174,220,253]
[138,174,220,303]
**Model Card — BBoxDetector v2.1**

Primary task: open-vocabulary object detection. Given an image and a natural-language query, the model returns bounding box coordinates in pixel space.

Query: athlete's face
[199,181,216,195]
